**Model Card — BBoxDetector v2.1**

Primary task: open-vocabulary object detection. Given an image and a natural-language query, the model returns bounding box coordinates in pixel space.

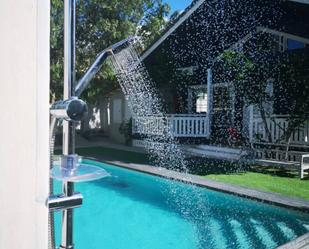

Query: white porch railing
[250,115,309,147]
[132,114,209,138]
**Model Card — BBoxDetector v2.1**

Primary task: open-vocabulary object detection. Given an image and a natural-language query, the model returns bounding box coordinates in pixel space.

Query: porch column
[187,88,193,114]
[207,68,213,136]
[248,105,254,143]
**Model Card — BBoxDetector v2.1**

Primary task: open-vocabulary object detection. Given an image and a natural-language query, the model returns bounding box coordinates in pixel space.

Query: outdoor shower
[48,0,136,248]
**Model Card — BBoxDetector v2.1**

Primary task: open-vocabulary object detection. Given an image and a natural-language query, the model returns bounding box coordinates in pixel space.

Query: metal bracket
[46,193,83,211]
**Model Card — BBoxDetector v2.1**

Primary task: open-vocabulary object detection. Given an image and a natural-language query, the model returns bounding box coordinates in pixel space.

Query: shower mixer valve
[50,97,88,122]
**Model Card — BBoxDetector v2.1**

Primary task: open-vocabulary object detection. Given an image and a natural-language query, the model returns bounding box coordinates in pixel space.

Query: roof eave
[287,0,309,4]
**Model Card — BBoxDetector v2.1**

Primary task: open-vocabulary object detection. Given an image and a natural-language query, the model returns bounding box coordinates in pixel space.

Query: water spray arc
[47,1,135,248]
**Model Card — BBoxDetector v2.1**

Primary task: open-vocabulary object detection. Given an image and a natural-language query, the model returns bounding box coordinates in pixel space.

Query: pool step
[276,232,309,249]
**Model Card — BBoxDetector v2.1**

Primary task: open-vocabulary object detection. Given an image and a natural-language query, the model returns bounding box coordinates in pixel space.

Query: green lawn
[203,172,309,201]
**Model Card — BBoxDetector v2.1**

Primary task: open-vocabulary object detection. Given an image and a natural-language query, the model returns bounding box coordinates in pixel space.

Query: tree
[50,0,170,102]
[221,36,309,152]
[274,51,309,157]
[220,49,276,143]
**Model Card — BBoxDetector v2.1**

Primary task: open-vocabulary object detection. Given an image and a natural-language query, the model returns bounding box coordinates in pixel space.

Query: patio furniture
[255,152,309,179]
[300,154,309,179]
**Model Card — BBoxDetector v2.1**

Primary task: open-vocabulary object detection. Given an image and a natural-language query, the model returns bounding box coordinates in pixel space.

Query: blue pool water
[54,160,309,249]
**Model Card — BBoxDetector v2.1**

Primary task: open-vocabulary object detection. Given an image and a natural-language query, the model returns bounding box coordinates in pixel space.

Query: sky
[164,0,193,14]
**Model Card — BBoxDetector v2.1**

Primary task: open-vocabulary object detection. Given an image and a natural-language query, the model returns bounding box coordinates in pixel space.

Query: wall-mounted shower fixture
[48,1,137,249]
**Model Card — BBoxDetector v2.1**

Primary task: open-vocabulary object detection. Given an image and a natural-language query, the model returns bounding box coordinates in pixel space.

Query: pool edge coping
[83,157,309,213]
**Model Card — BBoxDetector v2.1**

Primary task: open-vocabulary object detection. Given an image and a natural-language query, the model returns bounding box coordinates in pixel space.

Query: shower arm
[74,37,136,97]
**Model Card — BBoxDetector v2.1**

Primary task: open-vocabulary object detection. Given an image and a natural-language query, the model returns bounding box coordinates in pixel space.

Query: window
[287,39,305,50]
[273,35,306,52]
[213,86,232,112]
[265,81,273,97]
[264,81,274,114]
[274,35,287,52]
[196,93,208,113]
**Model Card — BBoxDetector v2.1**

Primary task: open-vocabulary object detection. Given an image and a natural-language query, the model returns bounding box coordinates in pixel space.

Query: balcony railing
[132,114,210,138]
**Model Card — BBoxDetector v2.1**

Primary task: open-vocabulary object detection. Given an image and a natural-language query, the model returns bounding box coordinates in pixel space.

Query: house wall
[105,91,131,143]
[83,90,131,144]
[0,1,50,249]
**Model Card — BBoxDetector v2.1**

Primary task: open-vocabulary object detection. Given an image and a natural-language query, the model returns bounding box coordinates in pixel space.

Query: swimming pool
[55,160,309,249]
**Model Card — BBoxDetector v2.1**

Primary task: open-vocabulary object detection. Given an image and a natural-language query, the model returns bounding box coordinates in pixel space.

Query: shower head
[108,36,138,53]
[75,36,138,97]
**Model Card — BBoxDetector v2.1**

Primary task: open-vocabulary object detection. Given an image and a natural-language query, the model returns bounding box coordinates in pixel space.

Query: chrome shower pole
[61,0,76,248]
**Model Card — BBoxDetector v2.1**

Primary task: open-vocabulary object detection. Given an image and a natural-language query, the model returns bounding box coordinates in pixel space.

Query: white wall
[81,91,132,144]
[0,1,50,249]
[93,91,132,144]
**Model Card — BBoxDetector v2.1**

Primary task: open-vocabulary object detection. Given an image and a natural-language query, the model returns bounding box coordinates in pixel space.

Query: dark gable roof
[141,0,206,60]
[277,1,309,39]
[288,0,309,4]
[142,0,309,62]
[144,0,279,69]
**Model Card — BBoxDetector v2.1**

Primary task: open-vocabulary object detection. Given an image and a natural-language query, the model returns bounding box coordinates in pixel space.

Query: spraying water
[110,44,188,173]
[110,43,212,248]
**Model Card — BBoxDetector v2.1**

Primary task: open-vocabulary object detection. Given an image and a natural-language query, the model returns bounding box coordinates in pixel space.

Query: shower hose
[48,116,57,249]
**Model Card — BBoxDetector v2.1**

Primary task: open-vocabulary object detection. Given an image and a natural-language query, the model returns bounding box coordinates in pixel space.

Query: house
[82,0,309,163]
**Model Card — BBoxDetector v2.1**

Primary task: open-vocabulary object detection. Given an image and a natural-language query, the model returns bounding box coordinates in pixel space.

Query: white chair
[300,154,309,179]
